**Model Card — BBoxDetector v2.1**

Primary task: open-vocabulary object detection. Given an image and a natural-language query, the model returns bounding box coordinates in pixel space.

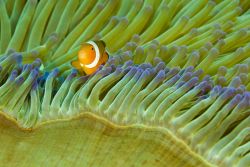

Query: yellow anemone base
[0,112,212,167]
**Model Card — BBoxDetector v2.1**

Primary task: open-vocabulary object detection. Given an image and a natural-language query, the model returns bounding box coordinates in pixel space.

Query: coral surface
[0,0,249,166]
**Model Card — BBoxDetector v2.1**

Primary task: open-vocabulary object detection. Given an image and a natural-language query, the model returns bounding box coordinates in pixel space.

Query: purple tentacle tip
[153,57,162,65]
[31,81,38,90]
[218,66,227,76]
[148,68,156,75]
[66,69,78,81]
[140,69,150,79]
[98,67,112,76]
[185,66,194,73]
[243,92,250,100]
[139,63,152,69]
[230,76,241,87]
[196,81,208,90]
[177,81,185,88]
[154,62,165,72]
[33,58,42,67]
[202,75,211,82]
[16,77,24,85]
[124,60,133,67]
[105,66,113,73]
[123,66,132,73]
[127,67,137,75]
[238,64,248,73]
[155,70,165,81]
[50,68,60,78]
[164,67,170,73]
[134,68,143,78]
[31,69,39,78]
[110,64,117,72]
[237,92,250,109]
[173,67,181,73]
[221,87,236,100]
[53,68,60,74]
[14,54,23,64]
[115,67,123,74]
[165,74,180,85]
[193,69,203,77]
[181,72,192,82]
[23,64,32,71]
[184,77,199,88]
[229,94,243,107]
[10,70,18,81]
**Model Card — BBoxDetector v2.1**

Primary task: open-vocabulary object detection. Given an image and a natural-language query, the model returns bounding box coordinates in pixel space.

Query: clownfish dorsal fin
[99,40,110,57]
[99,40,106,47]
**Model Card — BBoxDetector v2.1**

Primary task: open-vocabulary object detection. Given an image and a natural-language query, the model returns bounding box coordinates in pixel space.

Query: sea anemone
[0,0,249,166]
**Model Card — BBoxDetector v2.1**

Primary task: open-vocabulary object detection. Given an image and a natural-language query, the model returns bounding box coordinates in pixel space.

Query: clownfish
[71,40,109,75]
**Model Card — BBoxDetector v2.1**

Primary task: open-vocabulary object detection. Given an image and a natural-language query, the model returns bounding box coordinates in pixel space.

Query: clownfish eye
[91,47,94,50]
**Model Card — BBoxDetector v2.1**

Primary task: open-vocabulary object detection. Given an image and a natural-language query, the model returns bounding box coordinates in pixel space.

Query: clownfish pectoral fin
[71,60,82,70]
[71,60,86,75]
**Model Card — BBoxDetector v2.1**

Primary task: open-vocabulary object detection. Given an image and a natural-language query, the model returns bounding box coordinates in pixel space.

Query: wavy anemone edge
[0,110,213,167]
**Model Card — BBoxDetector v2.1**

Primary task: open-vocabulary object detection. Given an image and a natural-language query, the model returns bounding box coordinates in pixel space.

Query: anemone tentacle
[0,0,249,166]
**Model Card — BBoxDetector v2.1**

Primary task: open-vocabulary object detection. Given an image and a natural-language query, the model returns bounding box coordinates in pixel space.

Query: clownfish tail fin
[107,52,109,58]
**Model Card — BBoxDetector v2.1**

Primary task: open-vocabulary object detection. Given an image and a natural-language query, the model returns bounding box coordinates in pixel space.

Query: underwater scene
[0,0,249,166]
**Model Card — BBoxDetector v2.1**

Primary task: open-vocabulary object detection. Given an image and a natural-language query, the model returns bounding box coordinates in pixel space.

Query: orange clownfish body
[71,40,109,75]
